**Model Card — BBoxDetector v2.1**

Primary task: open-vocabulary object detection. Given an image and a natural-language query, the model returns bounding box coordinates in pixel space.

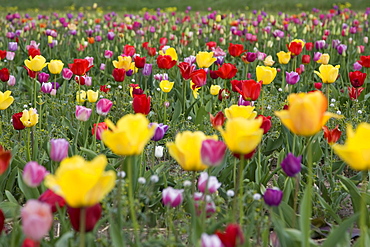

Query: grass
[0,0,366,12]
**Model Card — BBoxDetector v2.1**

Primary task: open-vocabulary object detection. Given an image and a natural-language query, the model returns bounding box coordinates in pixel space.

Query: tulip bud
[62,68,73,80]
[75,105,92,121]
[38,189,66,213]
[197,172,221,193]
[50,138,69,162]
[23,161,48,188]
[67,203,102,232]
[314,82,322,90]
[104,50,113,58]
[38,72,50,83]
[86,90,99,103]
[155,146,164,158]
[201,233,222,247]
[201,139,227,167]
[209,111,226,129]
[263,188,283,206]
[41,82,53,94]
[96,98,113,116]
[162,187,184,207]
[7,75,16,86]
[280,153,302,177]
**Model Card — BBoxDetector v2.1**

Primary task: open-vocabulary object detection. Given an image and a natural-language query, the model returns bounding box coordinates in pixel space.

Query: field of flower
[0,4,370,247]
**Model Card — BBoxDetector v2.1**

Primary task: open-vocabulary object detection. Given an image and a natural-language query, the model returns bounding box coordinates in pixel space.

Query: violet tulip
[281,153,302,177]
[50,138,69,162]
[23,161,48,187]
[201,139,227,167]
[285,71,300,85]
[142,63,153,76]
[75,105,92,121]
[150,123,169,141]
[41,82,53,94]
[197,172,222,194]
[38,72,50,83]
[263,188,283,206]
[96,98,113,116]
[162,187,183,207]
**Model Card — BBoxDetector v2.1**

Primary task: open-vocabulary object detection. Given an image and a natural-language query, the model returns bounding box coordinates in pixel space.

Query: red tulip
[133,94,151,115]
[100,85,110,93]
[305,42,313,51]
[146,47,157,57]
[123,44,135,57]
[233,149,256,160]
[323,125,342,145]
[257,115,272,134]
[0,68,10,82]
[228,43,245,57]
[91,122,108,140]
[12,112,26,130]
[190,69,207,88]
[0,146,11,176]
[358,55,370,68]
[302,55,311,64]
[209,111,226,129]
[67,203,102,232]
[21,238,40,247]
[28,48,41,58]
[0,50,6,60]
[178,62,195,80]
[348,86,364,100]
[68,59,93,76]
[287,42,303,56]
[314,82,322,90]
[235,79,262,101]
[156,55,176,69]
[24,66,37,78]
[215,63,237,79]
[159,37,168,45]
[38,189,66,213]
[230,80,242,92]
[349,71,367,88]
[112,68,126,82]
[215,224,245,247]
[134,56,146,68]
[206,41,217,50]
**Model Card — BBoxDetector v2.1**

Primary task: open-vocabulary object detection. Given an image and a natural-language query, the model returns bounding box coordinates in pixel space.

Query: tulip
[315,40,326,50]
[68,59,93,76]
[201,139,227,167]
[8,42,18,51]
[285,71,300,85]
[132,94,151,115]
[276,51,291,64]
[280,153,302,177]
[225,105,257,120]
[263,188,283,206]
[196,51,217,68]
[112,68,125,82]
[209,111,226,129]
[314,82,323,90]
[123,44,135,57]
[7,75,16,86]
[263,55,274,67]
[91,122,108,140]
[228,43,245,57]
[41,82,53,94]
[159,80,174,93]
[150,123,169,141]
[197,172,221,193]
[0,146,11,175]
[256,65,277,85]
[257,115,272,134]
[155,146,164,158]
[24,55,48,72]
[0,68,9,82]
[201,233,222,247]
[156,55,177,69]
[193,193,216,217]
[20,108,38,128]
[216,224,245,247]
[45,155,116,207]
[316,53,330,65]
[210,85,221,95]
[178,62,196,80]
[302,55,311,64]
[218,117,263,155]
[235,79,261,101]
[23,161,48,188]
[96,98,113,116]
[37,72,49,83]
[102,114,155,156]
[314,64,340,83]
[104,50,113,58]
[68,203,102,232]
[21,238,39,247]
[162,187,184,207]
[348,87,364,100]
[12,112,26,130]
[48,60,64,74]
[190,69,207,88]
[349,71,367,88]
[287,39,304,56]
[76,90,87,103]
[38,189,66,213]
[134,56,146,68]
[142,63,152,76]
[0,90,14,110]
[358,55,370,68]
[275,91,341,136]
[323,125,342,145]
[62,68,73,80]
[86,90,99,103]
[161,47,178,61]
[218,88,230,101]
[243,52,257,63]
[215,63,237,79]
[75,105,92,121]
[337,44,347,55]
[167,131,217,171]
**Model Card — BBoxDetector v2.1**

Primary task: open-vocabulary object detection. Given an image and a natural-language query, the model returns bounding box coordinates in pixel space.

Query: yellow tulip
[76,90,87,103]
[218,118,263,155]
[0,91,14,110]
[24,55,48,72]
[196,51,217,68]
[87,90,99,103]
[256,65,277,85]
[167,131,217,171]
[164,47,178,61]
[112,56,132,70]
[210,85,221,95]
[276,51,291,64]
[48,59,64,74]
[20,108,38,127]
[102,114,156,156]
[316,53,330,65]
[159,80,174,93]
[225,105,257,120]
[275,91,341,136]
[332,123,370,170]
[44,154,116,208]
[314,64,340,83]
[190,81,200,99]
[263,55,275,66]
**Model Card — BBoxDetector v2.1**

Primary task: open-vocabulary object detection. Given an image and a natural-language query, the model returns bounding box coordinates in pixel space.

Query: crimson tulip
[38,189,66,213]
[236,79,262,101]
[358,55,370,68]
[257,115,272,134]
[157,55,176,69]
[228,43,245,57]
[0,68,9,82]
[215,224,245,247]
[348,86,364,100]
[132,94,151,115]
[0,146,11,175]
[12,112,26,130]
[112,68,126,82]
[215,63,237,79]
[349,71,367,88]
[67,203,102,232]
[323,125,342,145]
[0,50,6,60]
[68,59,93,76]
[190,69,207,88]
[302,55,311,64]
[134,56,146,68]
[209,111,226,129]
[178,62,195,80]
[287,42,303,56]
[28,48,41,58]
[123,44,136,57]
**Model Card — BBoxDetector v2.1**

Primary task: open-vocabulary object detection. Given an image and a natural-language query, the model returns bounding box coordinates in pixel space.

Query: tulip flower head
[314,64,340,83]
[20,108,39,127]
[162,187,184,207]
[209,111,226,129]
[210,85,221,95]
[150,123,169,141]
[0,146,11,175]
[201,233,222,247]
[323,125,342,145]
[263,188,283,206]
[276,51,291,64]
[75,105,92,121]
[38,189,66,213]
[216,224,245,247]
[225,105,257,120]
[201,139,227,167]
[96,98,113,116]
[196,51,217,68]
[24,55,48,72]
[23,161,48,188]
[48,60,64,74]
[68,203,102,232]
[256,65,277,85]
[280,153,302,177]
[197,172,222,194]
[0,90,14,110]
[159,80,174,93]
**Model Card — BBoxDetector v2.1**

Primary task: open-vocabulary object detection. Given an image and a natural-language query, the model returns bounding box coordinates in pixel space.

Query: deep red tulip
[156,55,176,69]
[133,94,151,115]
[21,238,40,247]
[230,80,242,92]
[24,66,37,78]
[12,112,26,130]
[0,50,6,60]
[235,79,262,101]
[28,48,41,58]
[349,71,367,88]
[233,149,256,160]
[209,70,219,79]
[314,82,322,90]
[146,47,157,57]
[0,146,11,175]
[134,56,146,69]
[130,83,144,96]
[302,55,311,64]
[216,224,245,247]
[348,86,364,100]
[0,209,4,234]
[190,69,207,88]
[100,85,110,93]
[38,189,66,213]
[178,62,195,80]
[228,43,245,57]
[112,68,126,82]
[209,111,226,129]
[257,115,272,134]
[0,68,10,82]
[206,41,217,50]
[358,55,370,68]
[215,63,237,79]
[323,125,342,145]
[123,44,136,57]
[305,42,313,51]
[67,203,102,232]
[287,42,303,56]
[68,59,93,76]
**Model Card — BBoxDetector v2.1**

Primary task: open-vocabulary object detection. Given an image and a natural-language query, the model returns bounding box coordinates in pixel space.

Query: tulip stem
[79,207,86,247]
[26,127,31,161]
[183,80,187,115]
[302,137,313,247]
[238,156,245,225]
[360,171,369,247]
[127,156,141,246]
[74,122,81,155]
[33,78,38,111]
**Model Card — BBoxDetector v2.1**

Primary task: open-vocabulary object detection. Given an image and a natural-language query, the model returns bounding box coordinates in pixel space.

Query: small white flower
[138,177,146,184]
[187,116,192,120]
[107,85,111,88]
[29,103,32,106]
[278,88,283,92]
[266,105,271,110]
[331,98,336,103]
[23,104,28,108]
[358,110,363,114]
[118,85,122,89]
[329,103,334,107]
[156,88,161,91]
[336,110,341,115]
[155,146,164,158]
[131,79,136,82]
[99,95,104,98]
[117,171,126,178]
[183,180,192,187]
[253,193,262,200]
[226,190,235,197]
[150,175,159,183]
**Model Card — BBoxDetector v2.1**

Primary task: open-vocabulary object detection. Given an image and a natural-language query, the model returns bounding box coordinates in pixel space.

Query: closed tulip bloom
[358,55,370,68]
[276,51,291,64]
[196,51,217,68]
[235,79,261,101]
[48,60,64,74]
[218,117,263,155]
[96,98,113,116]
[280,153,302,177]
[20,108,38,127]
[21,200,53,241]
[215,63,237,79]
[41,82,53,94]
[333,123,370,170]
[201,139,227,167]
[132,94,151,115]
[37,72,49,83]
[286,71,300,85]
[197,172,222,194]
[38,189,66,213]
[112,68,126,82]
[44,155,116,207]
[68,203,102,232]
[210,85,221,95]
[257,115,272,134]
[0,90,14,110]
[150,123,169,141]
[12,112,26,130]
[263,188,283,206]
[263,55,275,66]
[162,187,183,207]
[314,64,340,83]
[228,43,245,57]
[134,56,146,68]
[302,55,311,64]
[0,68,10,82]
[50,138,69,162]
[155,146,164,158]
[167,131,217,171]
[75,105,92,121]
[256,65,277,85]
[62,68,73,80]
[316,53,330,65]
[102,114,155,156]
[87,90,99,103]
[76,90,87,103]
[0,146,11,175]
[142,63,152,76]
[190,69,207,88]
[275,91,341,136]
[24,55,48,72]
[225,105,257,120]
[178,62,195,80]
[156,55,177,70]
[216,224,245,247]
[287,39,304,56]
[349,71,367,88]
[201,234,222,247]
[23,161,48,188]
[159,80,174,93]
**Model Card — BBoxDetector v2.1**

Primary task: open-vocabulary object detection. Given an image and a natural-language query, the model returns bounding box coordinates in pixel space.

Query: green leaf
[317,193,342,224]
[299,186,312,247]
[5,190,18,204]
[79,147,98,159]
[322,213,359,247]
[109,219,125,246]
[0,201,20,218]
[55,232,74,247]
[195,106,207,126]
[17,169,40,200]
[337,175,361,214]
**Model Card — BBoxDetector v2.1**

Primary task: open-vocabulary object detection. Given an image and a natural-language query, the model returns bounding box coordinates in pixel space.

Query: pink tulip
[197,172,221,194]
[62,68,73,80]
[162,187,183,207]
[23,161,48,187]
[96,98,113,116]
[201,139,227,167]
[75,105,92,121]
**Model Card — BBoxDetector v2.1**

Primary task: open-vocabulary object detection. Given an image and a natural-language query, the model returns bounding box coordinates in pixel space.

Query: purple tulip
[38,73,50,83]
[8,42,18,51]
[336,44,347,55]
[75,105,92,121]
[197,172,222,194]
[353,61,363,71]
[238,95,251,106]
[62,68,73,80]
[332,39,341,49]
[96,98,113,116]
[263,188,283,207]
[245,52,257,63]
[23,161,48,187]
[50,138,69,162]
[281,153,302,177]
[201,234,222,247]
[315,40,326,50]
[285,71,300,85]
[150,123,169,141]
[313,52,322,62]
[41,82,53,94]
[201,139,227,167]
[142,63,153,76]
[162,187,183,207]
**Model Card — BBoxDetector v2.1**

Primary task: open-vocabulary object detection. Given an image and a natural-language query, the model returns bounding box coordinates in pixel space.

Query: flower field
[0,4,370,247]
